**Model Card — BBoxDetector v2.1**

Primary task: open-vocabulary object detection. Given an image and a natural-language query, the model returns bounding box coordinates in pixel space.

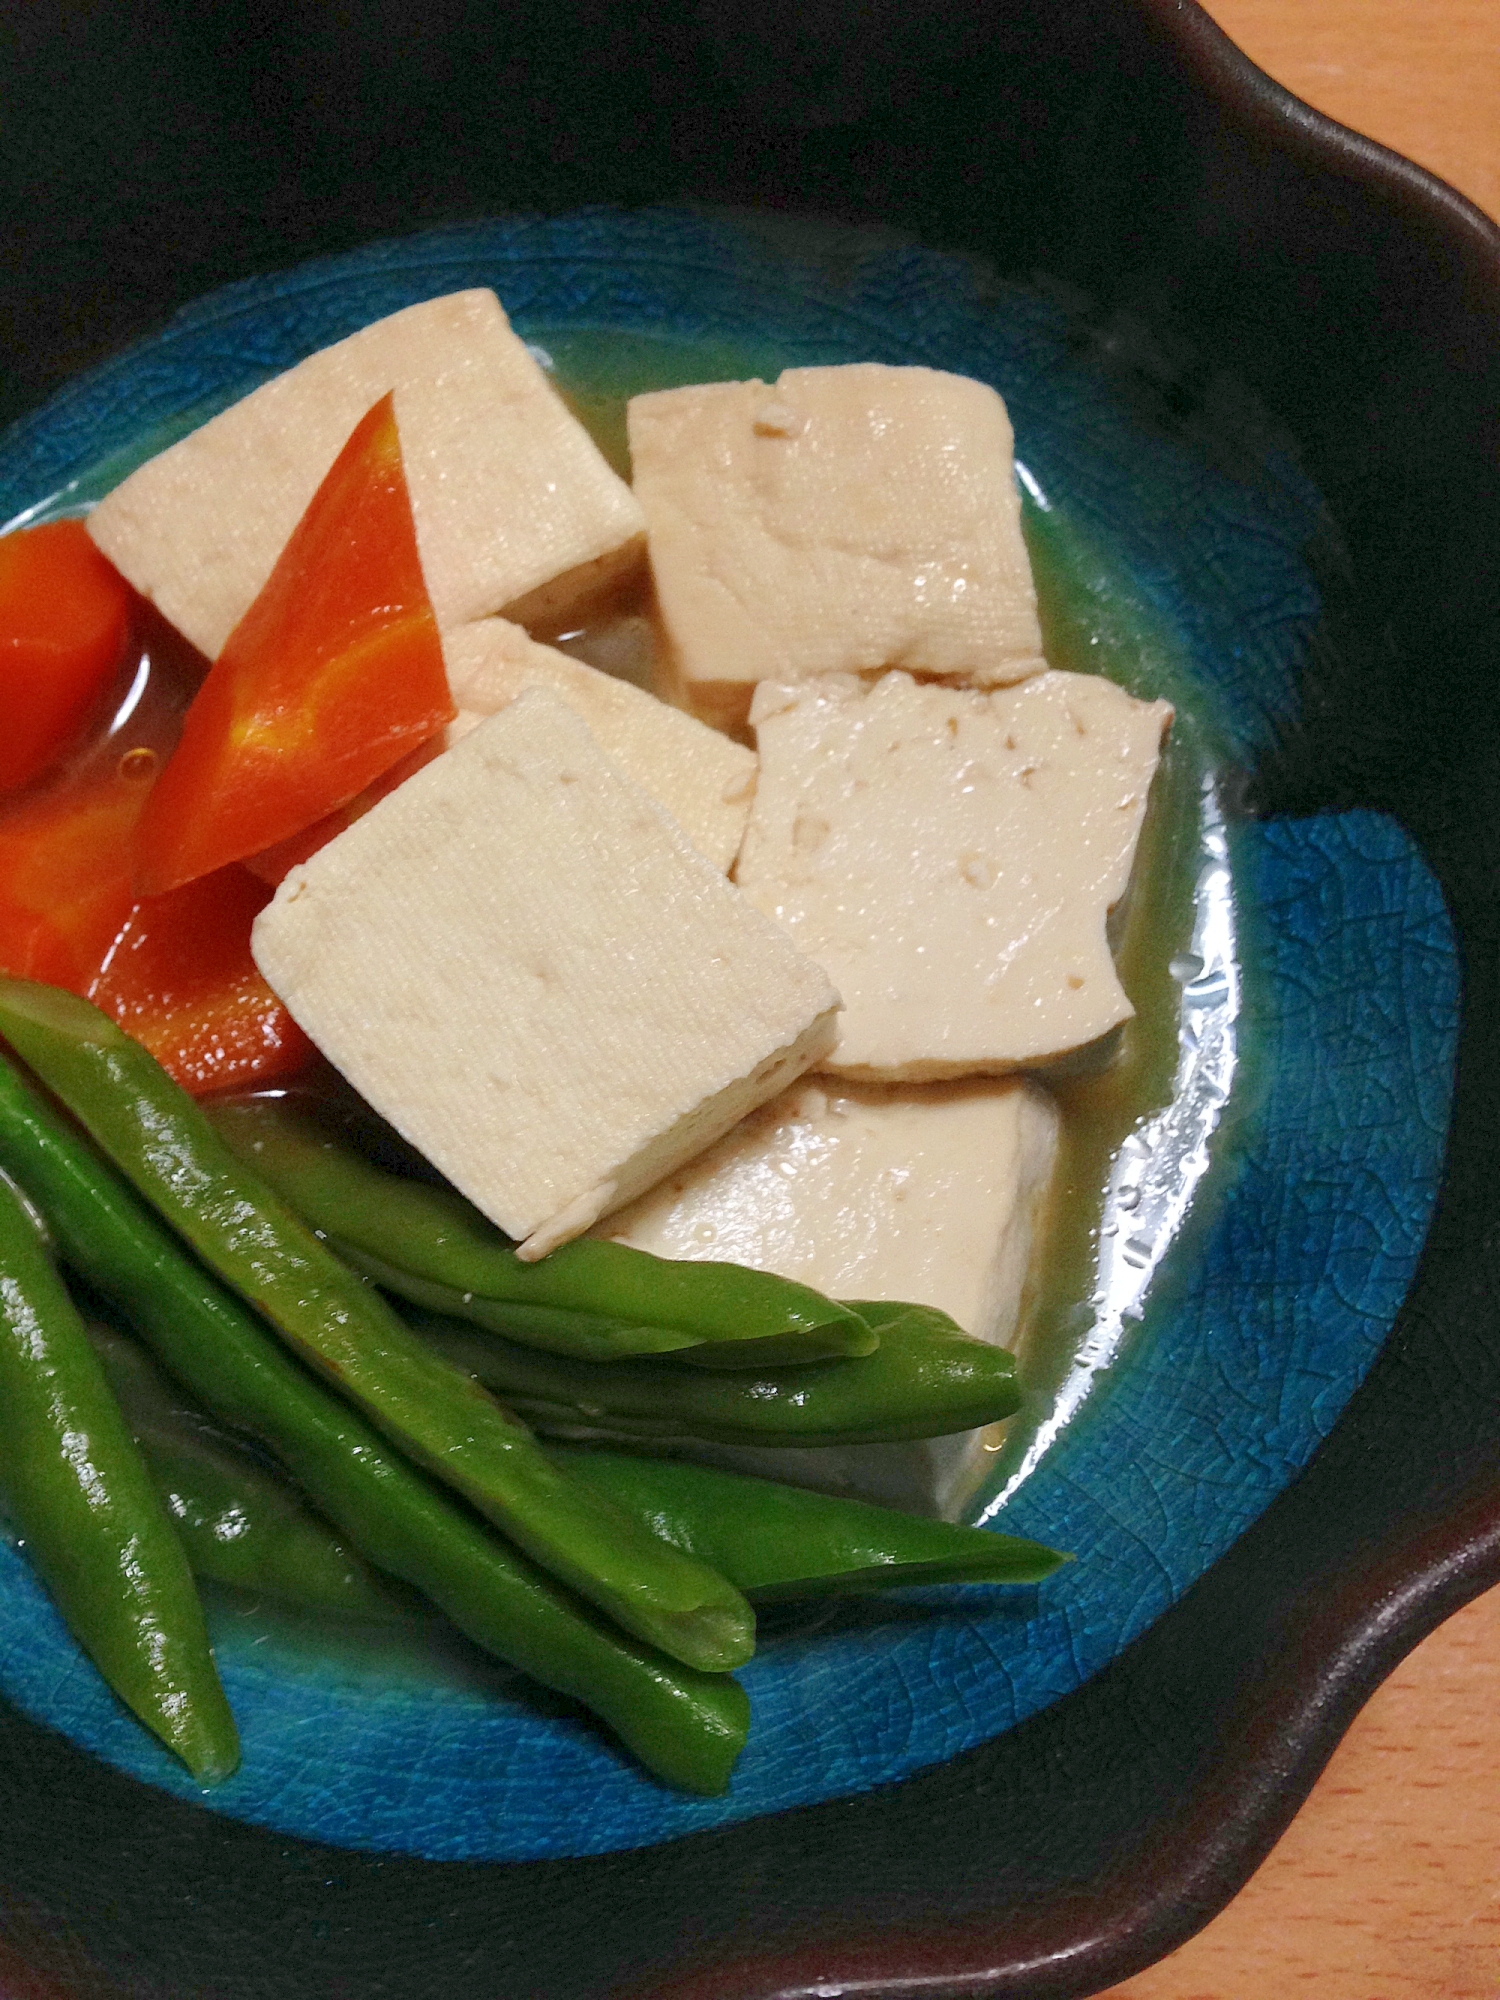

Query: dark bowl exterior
[1,2,1498,1994]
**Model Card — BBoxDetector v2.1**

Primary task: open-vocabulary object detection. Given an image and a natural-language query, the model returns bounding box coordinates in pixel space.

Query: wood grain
[1201,0,1499,221]
[1098,1585,1500,1996]
[1099,5,1498,1991]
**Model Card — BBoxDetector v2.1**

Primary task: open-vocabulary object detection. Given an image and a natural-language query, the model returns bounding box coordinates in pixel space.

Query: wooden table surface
[1200,0,1499,223]
[1099,4,1499,1994]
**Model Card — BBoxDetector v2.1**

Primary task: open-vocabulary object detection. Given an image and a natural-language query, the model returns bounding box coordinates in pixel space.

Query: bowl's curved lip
[1149,0,1500,266]
[0,7,1496,1994]
[676,4,1500,1991]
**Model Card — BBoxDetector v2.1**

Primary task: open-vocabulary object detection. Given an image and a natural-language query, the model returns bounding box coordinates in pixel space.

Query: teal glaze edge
[0,213,1456,1857]
[0,809,1455,1858]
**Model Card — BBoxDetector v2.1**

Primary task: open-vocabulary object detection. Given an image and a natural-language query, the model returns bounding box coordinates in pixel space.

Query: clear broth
[5,332,1231,1678]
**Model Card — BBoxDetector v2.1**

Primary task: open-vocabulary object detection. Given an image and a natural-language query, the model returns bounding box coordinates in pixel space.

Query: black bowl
[1,3,1498,1993]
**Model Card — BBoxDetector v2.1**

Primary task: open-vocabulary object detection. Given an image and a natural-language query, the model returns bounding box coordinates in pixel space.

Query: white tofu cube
[251,689,839,1258]
[600,1074,1059,1343]
[735,669,1173,1080]
[597,1074,1060,1517]
[628,364,1046,730]
[442,618,756,872]
[89,291,645,660]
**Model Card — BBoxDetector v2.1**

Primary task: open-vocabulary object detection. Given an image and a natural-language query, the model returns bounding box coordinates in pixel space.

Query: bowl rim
[629,3,1500,1989]
[1157,0,1500,255]
[631,3,1500,1988]
[1,2,1498,1992]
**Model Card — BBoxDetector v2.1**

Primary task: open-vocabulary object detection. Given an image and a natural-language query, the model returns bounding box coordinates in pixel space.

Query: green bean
[408,1298,1022,1447]
[87,1320,406,1623]
[547,1445,1067,1599]
[0,981,753,1673]
[0,1170,238,1781]
[0,1045,748,1792]
[208,1096,876,1368]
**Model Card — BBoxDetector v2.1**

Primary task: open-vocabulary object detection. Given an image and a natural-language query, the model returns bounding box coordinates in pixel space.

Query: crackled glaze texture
[0,211,1458,1862]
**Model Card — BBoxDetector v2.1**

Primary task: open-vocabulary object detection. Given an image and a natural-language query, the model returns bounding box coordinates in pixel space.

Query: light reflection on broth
[4,328,1237,1612]
[537,334,1235,1522]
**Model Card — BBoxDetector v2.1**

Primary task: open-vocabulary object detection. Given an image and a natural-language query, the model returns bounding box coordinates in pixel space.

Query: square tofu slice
[736,669,1173,1080]
[601,1074,1059,1345]
[442,618,757,871]
[88,291,645,661]
[628,364,1046,730]
[597,1074,1061,1518]
[251,688,838,1258]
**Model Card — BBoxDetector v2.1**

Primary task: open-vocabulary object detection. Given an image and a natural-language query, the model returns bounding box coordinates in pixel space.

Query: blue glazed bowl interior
[0,210,1458,1862]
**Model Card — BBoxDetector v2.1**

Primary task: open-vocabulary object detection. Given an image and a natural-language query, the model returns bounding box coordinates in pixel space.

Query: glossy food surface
[0,208,1458,1863]
[0,0,1495,1986]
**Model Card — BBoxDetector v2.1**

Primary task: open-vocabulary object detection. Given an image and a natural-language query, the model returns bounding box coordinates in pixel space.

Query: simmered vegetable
[0,521,130,792]
[0,775,310,1095]
[87,1319,404,1622]
[410,1299,1022,1448]
[0,771,144,991]
[0,1042,749,1792]
[0,320,1110,1809]
[209,1094,877,1367]
[0,1168,238,1780]
[548,1446,1066,1599]
[133,393,454,896]
[0,979,756,1675]
[87,866,315,1094]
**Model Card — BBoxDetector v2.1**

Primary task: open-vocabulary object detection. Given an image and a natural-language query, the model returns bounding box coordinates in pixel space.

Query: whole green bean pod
[208,1096,876,1368]
[0,1047,748,1793]
[547,1446,1067,1599]
[409,1299,1022,1447]
[87,1320,406,1623]
[0,1171,239,1781]
[0,982,753,1674]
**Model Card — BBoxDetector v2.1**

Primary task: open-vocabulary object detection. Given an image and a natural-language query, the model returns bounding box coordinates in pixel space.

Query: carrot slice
[0,522,131,793]
[0,773,310,1094]
[0,772,144,990]
[89,867,314,1095]
[133,393,453,895]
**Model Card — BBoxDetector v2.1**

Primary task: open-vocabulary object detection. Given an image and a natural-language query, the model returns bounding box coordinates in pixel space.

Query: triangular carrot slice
[134,392,454,895]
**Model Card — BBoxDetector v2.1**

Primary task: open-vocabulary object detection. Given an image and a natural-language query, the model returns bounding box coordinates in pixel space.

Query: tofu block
[628,364,1047,730]
[735,669,1173,1080]
[601,1074,1059,1343]
[89,291,645,661]
[251,688,839,1258]
[442,618,756,871]
[597,1074,1061,1518]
